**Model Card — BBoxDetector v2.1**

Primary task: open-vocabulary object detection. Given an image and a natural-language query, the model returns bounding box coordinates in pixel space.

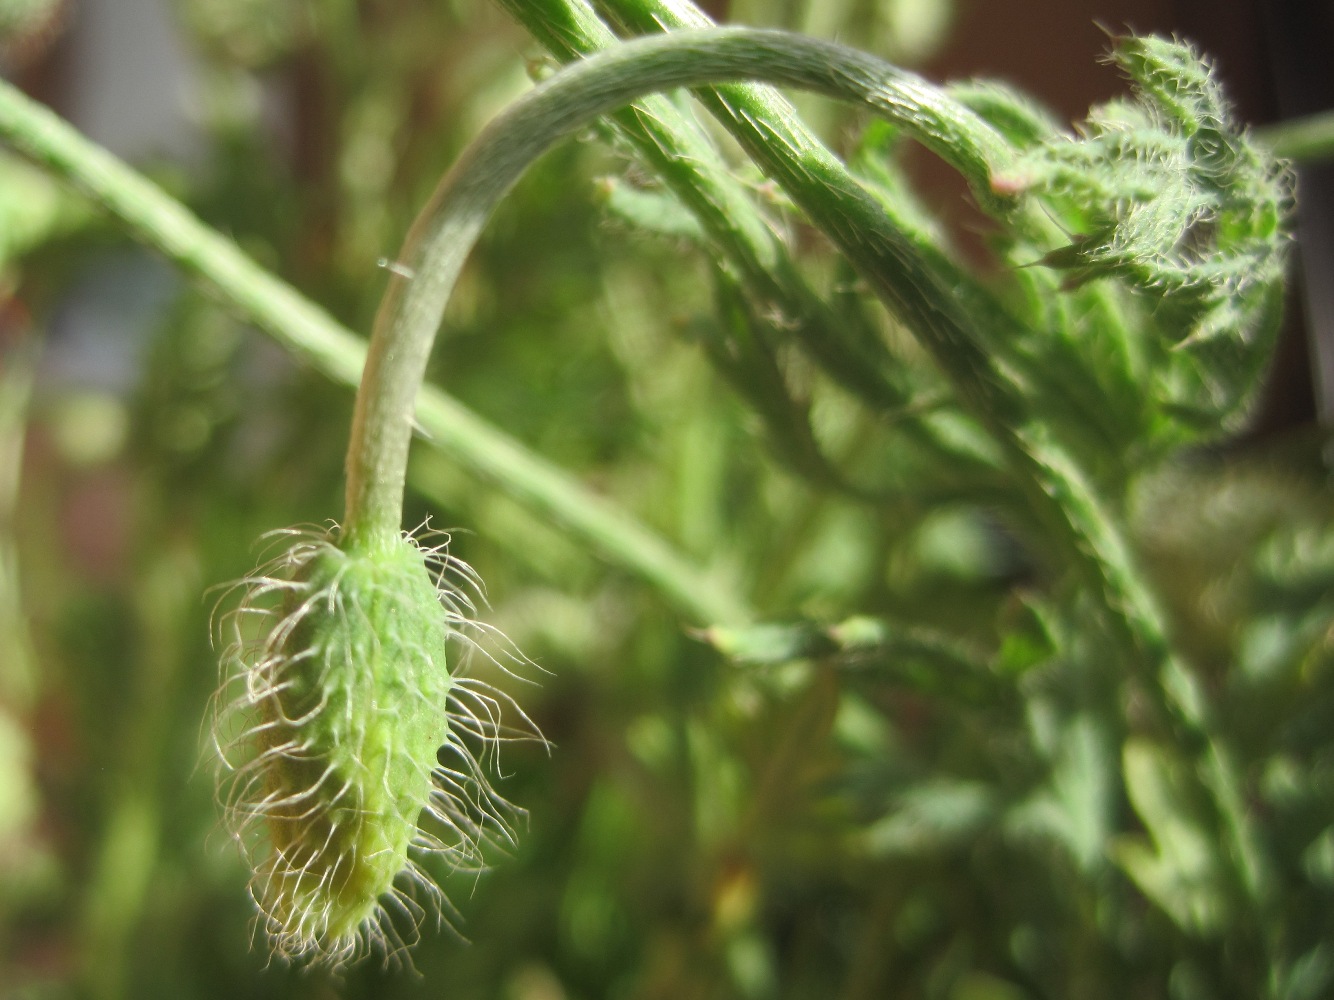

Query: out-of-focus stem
[1259,108,1334,163]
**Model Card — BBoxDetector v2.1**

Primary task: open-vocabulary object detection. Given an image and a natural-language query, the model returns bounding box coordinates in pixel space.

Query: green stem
[564,4,1169,679]
[0,76,748,625]
[499,0,1007,499]
[498,0,913,416]
[359,18,1157,672]
[471,8,1272,921]
[345,26,1021,549]
[600,0,1130,465]
[1257,108,1334,163]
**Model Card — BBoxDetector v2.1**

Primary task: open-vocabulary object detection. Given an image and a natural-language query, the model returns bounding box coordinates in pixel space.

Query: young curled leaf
[996,35,1293,422]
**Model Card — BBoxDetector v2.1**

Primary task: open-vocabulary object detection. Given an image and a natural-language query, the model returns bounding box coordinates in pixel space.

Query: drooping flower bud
[214,526,518,966]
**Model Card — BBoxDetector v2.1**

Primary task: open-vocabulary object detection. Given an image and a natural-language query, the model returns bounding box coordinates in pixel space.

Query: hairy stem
[498,0,1006,501]
[344,26,1020,548]
[523,6,1183,696]
[499,0,913,415]
[379,13,1268,921]
[0,77,748,624]
[349,24,1158,667]
[599,0,1276,922]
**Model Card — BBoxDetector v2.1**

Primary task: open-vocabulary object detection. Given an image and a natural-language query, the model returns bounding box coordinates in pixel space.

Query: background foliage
[1,1,1332,998]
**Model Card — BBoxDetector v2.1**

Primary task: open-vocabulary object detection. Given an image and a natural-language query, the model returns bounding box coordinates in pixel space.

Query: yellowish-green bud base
[254,536,453,953]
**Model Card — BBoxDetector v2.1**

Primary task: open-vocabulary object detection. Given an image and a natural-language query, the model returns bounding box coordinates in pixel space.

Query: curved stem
[498,0,1007,501]
[340,26,1017,546]
[0,76,749,624]
[347,23,1272,916]
[342,22,1143,701]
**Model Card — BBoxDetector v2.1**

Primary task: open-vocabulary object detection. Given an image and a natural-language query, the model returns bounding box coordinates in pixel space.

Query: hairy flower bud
[992,34,1292,424]
[213,526,520,966]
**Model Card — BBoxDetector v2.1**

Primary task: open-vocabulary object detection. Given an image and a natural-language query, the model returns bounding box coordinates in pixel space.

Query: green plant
[1,0,1330,993]
[236,18,1293,968]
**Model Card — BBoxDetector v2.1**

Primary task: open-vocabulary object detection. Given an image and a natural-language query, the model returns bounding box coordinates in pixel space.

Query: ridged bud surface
[215,529,488,965]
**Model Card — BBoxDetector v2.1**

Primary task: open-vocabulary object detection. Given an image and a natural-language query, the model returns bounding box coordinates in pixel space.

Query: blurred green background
[2,1,1332,998]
